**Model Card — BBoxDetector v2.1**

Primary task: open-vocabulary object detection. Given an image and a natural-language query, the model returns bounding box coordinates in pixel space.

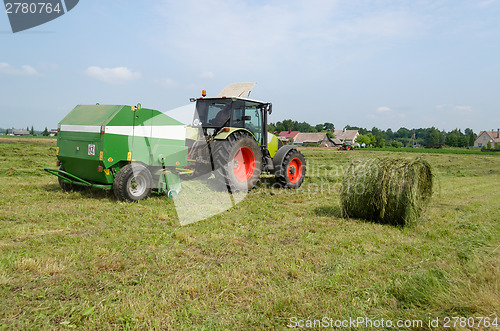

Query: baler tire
[113,163,153,202]
[58,165,73,192]
[212,131,262,193]
[275,149,306,189]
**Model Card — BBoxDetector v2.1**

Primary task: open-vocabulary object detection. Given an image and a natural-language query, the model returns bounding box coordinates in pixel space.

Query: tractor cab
[193,97,272,146]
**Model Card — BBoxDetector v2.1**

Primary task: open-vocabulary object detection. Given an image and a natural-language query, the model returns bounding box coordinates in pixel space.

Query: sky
[1,0,499,133]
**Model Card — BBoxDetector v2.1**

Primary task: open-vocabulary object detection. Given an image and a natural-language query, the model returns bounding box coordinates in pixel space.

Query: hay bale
[340,158,433,226]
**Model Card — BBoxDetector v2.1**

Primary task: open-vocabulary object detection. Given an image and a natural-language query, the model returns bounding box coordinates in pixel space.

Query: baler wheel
[113,163,153,201]
[58,165,73,192]
[212,131,262,193]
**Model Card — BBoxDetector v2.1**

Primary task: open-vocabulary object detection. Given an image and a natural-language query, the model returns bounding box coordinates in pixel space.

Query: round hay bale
[340,158,433,226]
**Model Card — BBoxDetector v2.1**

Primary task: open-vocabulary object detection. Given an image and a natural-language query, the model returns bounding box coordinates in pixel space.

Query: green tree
[355,134,370,146]
[390,141,403,148]
[468,133,476,146]
[386,128,394,139]
[30,126,34,135]
[366,133,376,145]
[445,134,457,147]
[427,127,439,147]
[282,119,294,131]
[487,141,492,150]
[396,127,410,139]
[323,122,335,132]
[375,135,385,148]
[274,122,285,133]
[5,128,9,135]
[314,124,323,132]
[42,127,49,136]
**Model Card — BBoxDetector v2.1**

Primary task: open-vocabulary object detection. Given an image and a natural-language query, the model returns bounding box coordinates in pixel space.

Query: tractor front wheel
[213,131,262,192]
[275,149,306,189]
[113,163,153,201]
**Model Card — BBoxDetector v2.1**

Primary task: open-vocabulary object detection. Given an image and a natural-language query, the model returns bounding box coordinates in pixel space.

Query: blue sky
[1,0,499,132]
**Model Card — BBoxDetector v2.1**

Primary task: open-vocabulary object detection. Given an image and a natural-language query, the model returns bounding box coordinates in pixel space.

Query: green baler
[45,104,188,200]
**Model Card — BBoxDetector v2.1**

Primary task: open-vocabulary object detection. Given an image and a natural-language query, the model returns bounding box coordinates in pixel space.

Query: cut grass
[361,146,500,155]
[341,158,433,226]
[0,138,498,329]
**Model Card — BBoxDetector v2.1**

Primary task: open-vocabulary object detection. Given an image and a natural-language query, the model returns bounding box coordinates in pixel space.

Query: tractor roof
[218,82,256,98]
[197,96,267,104]
[197,82,267,104]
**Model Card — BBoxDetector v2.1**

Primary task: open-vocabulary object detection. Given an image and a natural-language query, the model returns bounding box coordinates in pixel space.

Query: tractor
[45,83,306,201]
[186,82,306,193]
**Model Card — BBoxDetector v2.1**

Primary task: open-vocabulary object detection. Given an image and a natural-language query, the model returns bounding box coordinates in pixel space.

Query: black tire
[113,163,153,201]
[58,165,73,192]
[275,149,306,189]
[212,131,262,193]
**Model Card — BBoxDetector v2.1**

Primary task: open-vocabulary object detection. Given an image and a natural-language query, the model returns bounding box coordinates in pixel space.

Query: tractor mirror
[189,98,196,102]
[268,104,273,114]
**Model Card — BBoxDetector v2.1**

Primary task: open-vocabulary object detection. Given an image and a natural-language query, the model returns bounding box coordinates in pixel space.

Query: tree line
[268,119,480,148]
[2,127,53,136]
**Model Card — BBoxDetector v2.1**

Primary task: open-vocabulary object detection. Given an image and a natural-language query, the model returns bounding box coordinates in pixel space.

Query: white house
[474,129,500,148]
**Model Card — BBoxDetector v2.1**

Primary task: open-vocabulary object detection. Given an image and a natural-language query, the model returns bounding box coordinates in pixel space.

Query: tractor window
[231,101,245,128]
[195,99,232,127]
[244,102,263,144]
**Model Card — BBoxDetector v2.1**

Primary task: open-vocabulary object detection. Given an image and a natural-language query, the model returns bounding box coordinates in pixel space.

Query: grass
[361,146,500,155]
[0,138,499,329]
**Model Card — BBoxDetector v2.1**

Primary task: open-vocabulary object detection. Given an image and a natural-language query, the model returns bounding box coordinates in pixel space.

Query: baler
[45,104,188,201]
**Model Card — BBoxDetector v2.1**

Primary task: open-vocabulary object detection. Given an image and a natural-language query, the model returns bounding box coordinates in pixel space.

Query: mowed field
[0,137,499,330]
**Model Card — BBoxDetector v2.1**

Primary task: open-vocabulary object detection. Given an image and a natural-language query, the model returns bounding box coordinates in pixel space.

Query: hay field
[0,138,499,329]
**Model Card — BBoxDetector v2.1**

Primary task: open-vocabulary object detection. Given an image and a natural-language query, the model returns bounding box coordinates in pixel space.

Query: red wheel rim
[287,158,303,183]
[233,147,255,182]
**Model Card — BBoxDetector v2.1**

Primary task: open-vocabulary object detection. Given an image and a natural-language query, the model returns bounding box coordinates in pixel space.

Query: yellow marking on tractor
[176,168,194,175]
[99,151,103,161]
[127,152,131,161]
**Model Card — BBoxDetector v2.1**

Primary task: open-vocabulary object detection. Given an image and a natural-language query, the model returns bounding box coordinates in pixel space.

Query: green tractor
[45,83,306,201]
[186,82,306,192]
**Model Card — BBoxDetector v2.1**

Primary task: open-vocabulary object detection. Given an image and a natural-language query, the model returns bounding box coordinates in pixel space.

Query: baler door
[130,108,154,164]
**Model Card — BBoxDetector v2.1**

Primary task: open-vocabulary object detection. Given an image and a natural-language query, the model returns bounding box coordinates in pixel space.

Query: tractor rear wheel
[275,149,306,188]
[113,163,153,201]
[213,131,262,192]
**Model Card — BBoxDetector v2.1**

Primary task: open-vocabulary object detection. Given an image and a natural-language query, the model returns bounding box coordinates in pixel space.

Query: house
[293,132,335,147]
[474,129,500,148]
[278,130,300,144]
[333,129,359,144]
[332,138,343,146]
[49,129,58,137]
[11,129,30,136]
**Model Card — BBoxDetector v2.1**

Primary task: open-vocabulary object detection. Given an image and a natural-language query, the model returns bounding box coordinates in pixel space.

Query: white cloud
[200,71,215,79]
[85,66,140,84]
[376,106,391,113]
[0,62,38,76]
[160,78,178,88]
[153,1,424,72]
[479,0,496,8]
[436,104,474,114]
